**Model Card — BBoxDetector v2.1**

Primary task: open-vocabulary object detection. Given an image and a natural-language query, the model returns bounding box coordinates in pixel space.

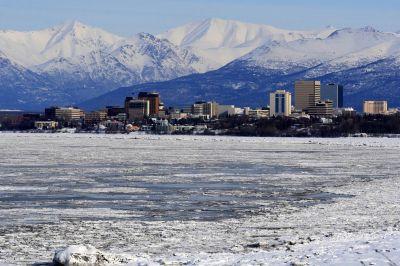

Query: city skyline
[0,0,399,36]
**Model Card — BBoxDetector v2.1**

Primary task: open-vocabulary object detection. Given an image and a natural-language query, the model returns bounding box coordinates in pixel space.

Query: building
[218,105,243,117]
[124,97,134,115]
[106,106,125,118]
[191,101,219,118]
[308,100,334,117]
[34,121,58,130]
[295,80,321,112]
[321,84,344,108]
[192,102,205,116]
[54,107,83,123]
[203,101,219,118]
[84,111,107,125]
[269,90,292,117]
[335,107,357,117]
[244,107,270,118]
[138,92,160,116]
[45,107,58,120]
[127,99,150,120]
[363,100,388,115]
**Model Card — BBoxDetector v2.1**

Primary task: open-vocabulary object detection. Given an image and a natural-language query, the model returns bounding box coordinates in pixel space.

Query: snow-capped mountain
[0,21,122,67]
[84,25,400,111]
[0,21,213,109]
[2,18,400,110]
[238,26,400,72]
[159,18,337,66]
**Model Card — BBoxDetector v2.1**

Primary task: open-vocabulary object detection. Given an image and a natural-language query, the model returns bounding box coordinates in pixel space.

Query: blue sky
[0,0,398,35]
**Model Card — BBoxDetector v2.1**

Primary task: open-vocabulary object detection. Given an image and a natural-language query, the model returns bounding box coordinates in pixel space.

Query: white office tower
[270,90,292,117]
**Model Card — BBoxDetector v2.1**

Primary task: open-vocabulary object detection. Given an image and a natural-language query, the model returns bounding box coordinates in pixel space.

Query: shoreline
[2,130,400,139]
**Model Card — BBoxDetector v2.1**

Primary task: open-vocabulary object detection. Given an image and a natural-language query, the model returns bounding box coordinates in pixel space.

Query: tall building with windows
[295,81,321,111]
[321,83,344,108]
[269,90,292,117]
[138,92,160,116]
[363,101,388,115]
[127,99,150,120]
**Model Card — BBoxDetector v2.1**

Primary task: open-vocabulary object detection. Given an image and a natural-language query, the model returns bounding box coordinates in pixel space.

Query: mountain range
[1,18,399,111]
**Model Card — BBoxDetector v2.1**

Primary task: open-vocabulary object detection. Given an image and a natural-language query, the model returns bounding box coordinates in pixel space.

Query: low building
[84,111,107,125]
[34,121,58,130]
[106,106,125,118]
[363,100,388,115]
[55,107,83,123]
[191,101,219,118]
[244,107,269,118]
[169,111,188,120]
[334,107,357,117]
[192,102,204,116]
[308,100,334,117]
[218,105,243,117]
[154,119,174,134]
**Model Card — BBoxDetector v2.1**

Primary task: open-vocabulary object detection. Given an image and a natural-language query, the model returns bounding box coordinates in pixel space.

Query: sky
[0,0,399,36]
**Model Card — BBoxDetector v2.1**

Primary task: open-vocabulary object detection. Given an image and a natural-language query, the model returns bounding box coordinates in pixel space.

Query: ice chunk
[53,245,128,265]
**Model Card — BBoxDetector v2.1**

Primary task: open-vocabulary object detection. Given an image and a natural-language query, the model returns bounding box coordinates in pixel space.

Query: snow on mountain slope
[34,32,211,89]
[238,26,400,75]
[0,21,216,109]
[0,20,211,80]
[158,18,337,66]
[2,18,400,110]
[111,33,211,79]
[0,21,122,67]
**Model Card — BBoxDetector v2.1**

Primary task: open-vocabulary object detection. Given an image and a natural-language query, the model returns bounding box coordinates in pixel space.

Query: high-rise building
[269,90,292,117]
[321,83,344,108]
[138,92,160,116]
[295,80,321,111]
[124,97,134,115]
[127,99,150,120]
[363,101,388,115]
[308,100,334,117]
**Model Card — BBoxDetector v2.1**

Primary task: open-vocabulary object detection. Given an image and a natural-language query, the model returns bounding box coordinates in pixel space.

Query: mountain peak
[360,26,379,32]
[327,26,384,39]
[54,20,90,32]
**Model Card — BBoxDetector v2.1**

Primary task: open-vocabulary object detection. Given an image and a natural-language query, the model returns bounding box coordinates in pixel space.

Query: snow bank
[53,245,129,265]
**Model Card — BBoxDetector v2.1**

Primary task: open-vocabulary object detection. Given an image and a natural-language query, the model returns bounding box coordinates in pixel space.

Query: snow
[0,133,399,265]
[53,232,400,265]
[2,18,400,106]
[0,20,212,89]
[158,18,337,66]
[240,26,400,75]
[53,245,131,265]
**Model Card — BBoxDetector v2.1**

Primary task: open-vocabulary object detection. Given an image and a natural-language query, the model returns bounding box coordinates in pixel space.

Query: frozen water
[0,133,399,265]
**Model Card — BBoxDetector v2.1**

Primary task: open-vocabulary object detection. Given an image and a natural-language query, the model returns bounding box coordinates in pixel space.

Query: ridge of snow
[238,26,400,73]
[158,18,337,66]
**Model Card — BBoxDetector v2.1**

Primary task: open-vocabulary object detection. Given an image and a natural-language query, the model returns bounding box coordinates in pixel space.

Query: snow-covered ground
[0,133,399,265]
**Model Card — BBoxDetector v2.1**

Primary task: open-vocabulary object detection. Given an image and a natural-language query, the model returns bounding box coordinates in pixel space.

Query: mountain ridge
[1,19,400,110]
